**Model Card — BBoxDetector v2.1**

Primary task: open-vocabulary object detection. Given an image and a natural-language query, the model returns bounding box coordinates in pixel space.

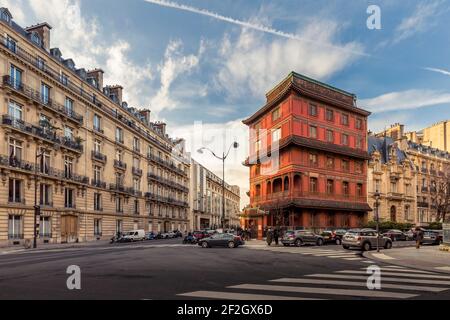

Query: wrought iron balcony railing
[91,151,107,163]
[114,160,127,170]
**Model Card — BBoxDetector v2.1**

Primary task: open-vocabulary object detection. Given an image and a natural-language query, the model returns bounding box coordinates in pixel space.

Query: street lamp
[34,149,44,249]
[197,142,239,230]
[374,190,381,253]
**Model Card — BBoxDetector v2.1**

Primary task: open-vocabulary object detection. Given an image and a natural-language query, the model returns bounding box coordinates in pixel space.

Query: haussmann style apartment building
[0,8,192,247]
[189,159,241,231]
[242,72,372,239]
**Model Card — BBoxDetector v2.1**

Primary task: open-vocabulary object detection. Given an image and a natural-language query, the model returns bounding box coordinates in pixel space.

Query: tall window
[6,36,16,53]
[64,126,73,140]
[41,83,50,105]
[391,181,397,193]
[272,107,281,122]
[116,127,123,143]
[134,200,140,214]
[94,166,102,183]
[94,219,102,236]
[133,157,140,170]
[342,159,350,172]
[326,157,335,169]
[356,118,363,130]
[39,217,51,238]
[94,193,102,211]
[355,161,363,174]
[343,182,350,195]
[10,65,22,89]
[60,73,68,86]
[255,140,262,152]
[8,215,22,239]
[326,130,334,143]
[326,109,334,122]
[133,178,140,191]
[94,139,101,153]
[64,188,75,208]
[116,220,123,233]
[326,180,334,194]
[116,197,123,213]
[272,128,281,143]
[116,149,123,162]
[309,126,317,139]
[64,156,73,179]
[357,184,363,197]
[309,153,318,167]
[341,133,349,146]
[356,137,363,149]
[65,97,74,115]
[133,137,140,152]
[309,104,318,117]
[8,179,22,203]
[341,114,349,126]
[8,101,22,120]
[40,184,52,206]
[37,56,45,70]
[309,178,318,193]
[116,173,123,186]
[93,114,101,132]
[9,138,22,162]
[40,149,50,174]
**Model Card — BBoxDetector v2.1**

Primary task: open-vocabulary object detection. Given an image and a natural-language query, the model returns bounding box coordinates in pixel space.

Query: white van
[122,230,145,242]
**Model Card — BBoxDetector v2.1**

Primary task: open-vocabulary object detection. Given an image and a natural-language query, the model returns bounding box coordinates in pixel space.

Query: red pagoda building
[242,72,372,239]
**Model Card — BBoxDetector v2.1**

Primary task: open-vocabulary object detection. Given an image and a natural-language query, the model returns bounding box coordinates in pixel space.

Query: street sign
[443,224,450,245]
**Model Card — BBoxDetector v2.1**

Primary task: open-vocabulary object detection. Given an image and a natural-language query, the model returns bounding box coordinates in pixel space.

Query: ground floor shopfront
[0,207,188,247]
[241,207,368,240]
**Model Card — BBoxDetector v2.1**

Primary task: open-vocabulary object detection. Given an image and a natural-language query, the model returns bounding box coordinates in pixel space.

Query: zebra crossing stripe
[269,278,447,292]
[344,258,363,261]
[227,284,417,299]
[307,274,450,286]
[337,270,450,280]
[361,267,437,274]
[177,291,322,300]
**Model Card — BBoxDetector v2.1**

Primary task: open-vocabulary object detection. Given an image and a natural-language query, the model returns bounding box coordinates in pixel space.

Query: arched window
[273,178,283,193]
[390,206,397,222]
[284,177,290,192]
[267,181,272,195]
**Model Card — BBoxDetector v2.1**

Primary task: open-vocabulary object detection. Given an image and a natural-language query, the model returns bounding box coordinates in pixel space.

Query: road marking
[371,253,395,260]
[435,266,450,271]
[344,258,364,261]
[325,255,361,259]
[177,291,321,300]
[362,260,375,264]
[337,270,450,280]
[307,274,450,285]
[269,278,446,292]
[228,284,417,299]
[362,267,436,274]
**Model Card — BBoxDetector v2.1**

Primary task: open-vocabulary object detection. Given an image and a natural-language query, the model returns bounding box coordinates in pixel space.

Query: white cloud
[168,119,250,206]
[393,1,444,44]
[360,89,450,113]
[215,20,364,100]
[149,39,204,114]
[424,67,450,76]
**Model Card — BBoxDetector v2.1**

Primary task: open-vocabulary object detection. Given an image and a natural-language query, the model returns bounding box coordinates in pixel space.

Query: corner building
[0,8,190,247]
[242,72,371,238]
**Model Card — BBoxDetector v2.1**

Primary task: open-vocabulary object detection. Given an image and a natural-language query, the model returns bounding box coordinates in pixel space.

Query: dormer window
[1,9,12,24]
[31,32,41,45]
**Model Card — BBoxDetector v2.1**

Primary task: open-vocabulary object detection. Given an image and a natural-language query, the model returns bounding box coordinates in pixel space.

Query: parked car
[342,229,392,251]
[121,230,146,242]
[193,231,209,240]
[422,230,442,245]
[383,229,407,241]
[198,233,244,248]
[281,230,324,247]
[145,232,158,241]
[321,230,346,245]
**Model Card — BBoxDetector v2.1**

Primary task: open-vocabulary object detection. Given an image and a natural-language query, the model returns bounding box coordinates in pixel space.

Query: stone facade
[189,159,240,230]
[0,8,190,247]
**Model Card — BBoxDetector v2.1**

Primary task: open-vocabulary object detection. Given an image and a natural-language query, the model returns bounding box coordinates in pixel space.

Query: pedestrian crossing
[177,265,450,300]
[245,245,365,261]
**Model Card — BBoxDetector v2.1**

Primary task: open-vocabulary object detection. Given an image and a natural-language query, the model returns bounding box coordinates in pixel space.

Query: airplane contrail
[144,0,368,57]
[424,67,450,76]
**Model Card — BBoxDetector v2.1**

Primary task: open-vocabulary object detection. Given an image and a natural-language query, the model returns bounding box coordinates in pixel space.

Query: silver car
[342,229,392,251]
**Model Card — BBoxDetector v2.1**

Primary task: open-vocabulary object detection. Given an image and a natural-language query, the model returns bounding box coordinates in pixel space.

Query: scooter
[183,235,198,244]
[110,233,124,244]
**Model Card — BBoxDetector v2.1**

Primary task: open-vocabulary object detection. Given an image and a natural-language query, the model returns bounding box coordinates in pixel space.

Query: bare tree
[431,172,450,223]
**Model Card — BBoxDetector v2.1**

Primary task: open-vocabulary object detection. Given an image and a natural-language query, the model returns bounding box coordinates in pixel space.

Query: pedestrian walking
[415,227,424,249]
[273,228,279,246]
[266,228,273,246]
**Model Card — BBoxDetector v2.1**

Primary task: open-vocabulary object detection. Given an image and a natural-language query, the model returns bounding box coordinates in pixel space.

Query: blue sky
[2,0,450,205]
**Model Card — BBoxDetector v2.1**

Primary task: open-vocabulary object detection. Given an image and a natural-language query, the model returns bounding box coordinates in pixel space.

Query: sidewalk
[364,245,450,274]
[1,240,110,255]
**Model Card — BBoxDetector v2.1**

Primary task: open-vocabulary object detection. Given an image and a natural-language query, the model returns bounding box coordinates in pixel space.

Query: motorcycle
[110,233,124,244]
[183,235,198,244]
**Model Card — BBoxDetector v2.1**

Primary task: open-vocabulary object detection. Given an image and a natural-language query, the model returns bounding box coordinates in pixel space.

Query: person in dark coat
[266,228,273,246]
[273,228,280,245]
[415,227,424,249]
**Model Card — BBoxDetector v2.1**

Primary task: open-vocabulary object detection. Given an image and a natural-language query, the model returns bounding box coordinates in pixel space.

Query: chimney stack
[25,22,52,51]
[106,85,123,105]
[154,122,167,135]
[140,109,151,124]
[87,69,104,90]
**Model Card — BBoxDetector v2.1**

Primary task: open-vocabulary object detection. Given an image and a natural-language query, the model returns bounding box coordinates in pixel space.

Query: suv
[342,229,392,251]
[422,230,442,245]
[321,229,347,245]
[282,230,324,247]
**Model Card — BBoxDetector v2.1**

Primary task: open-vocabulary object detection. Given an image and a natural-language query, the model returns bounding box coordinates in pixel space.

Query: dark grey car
[281,230,324,247]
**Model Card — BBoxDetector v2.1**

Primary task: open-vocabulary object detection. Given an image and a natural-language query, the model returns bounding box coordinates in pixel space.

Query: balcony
[387,192,403,200]
[114,160,127,171]
[64,204,77,210]
[91,151,107,163]
[421,187,429,193]
[133,146,141,154]
[93,126,104,135]
[132,167,143,177]
[2,115,83,153]
[128,188,143,197]
[421,168,428,174]
[8,197,26,205]
[115,137,124,145]
[109,183,127,194]
[91,179,107,189]
[2,75,84,125]
[417,201,429,208]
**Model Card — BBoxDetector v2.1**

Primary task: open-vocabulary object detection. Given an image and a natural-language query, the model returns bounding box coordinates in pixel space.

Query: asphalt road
[0,239,449,300]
